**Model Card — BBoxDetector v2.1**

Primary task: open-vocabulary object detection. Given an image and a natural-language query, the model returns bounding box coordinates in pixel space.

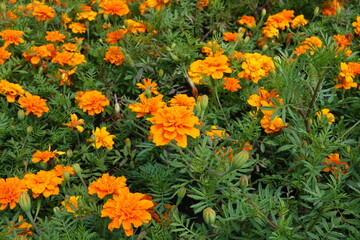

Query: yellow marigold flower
[24,170,63,198]
[77,5,97,21]
[0,29,25,47]
[104,46,126,66]
[237,53,275,83]
[99,0,130,16]
[75,90,110,115]
[136,78,159,95]
[291,15,308,29]
[63,113,85,132]
[105,29,127,44]
[294,36,323,56]
[201,41,224,57]
[7,215,33,239]
[247,87,283,116]
[52,51,86,66]
[61,13,72,27]
[0,79,25,102]
[128,93,166,117]
[353,16,360,35]
[69,22,86,34]
[222,77,242,92]
[45,31,66,42]
[124,19,147,34]
[238,16,256,28]
[260,115,287,133]
[322,0,343,16]
[146,0,171,12]
[51,165,75,178]
[261,26,279,38]
[334,62,360,89]
[0,46,11,64]
[169,94,196,111]
[18,92,49,117]
[58,67,78,85]
[147,106,201,148]
[316,109,335,124]
[32,148,65,164]
[88,173,127,198]
[223,32,239,42]
[61,196,80,213]
[101,187,154,236]
[91,127,116,149]
[0,177,27,210]
[32,3,56,21]
[23,45,52,65]
[205,125,229,139]
[323,153,349,177]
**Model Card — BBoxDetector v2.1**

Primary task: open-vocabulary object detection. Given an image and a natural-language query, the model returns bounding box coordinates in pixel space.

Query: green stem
[213,84,230,129]
[25,211,42,236]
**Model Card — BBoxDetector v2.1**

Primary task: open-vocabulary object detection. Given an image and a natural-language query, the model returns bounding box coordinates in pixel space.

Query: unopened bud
[40,162,48,169]
[203,207,216,225]
[72,163,82,177]
[170,52,179,61]
[114,102,121,115]
[0,2,6,12]
[53,207,62,217]
[18,110,25,121]
[103,14,109,22]
[239,175,249,188]
[171,43,176,49]
[262,44,268,51]
[26,126,33,134]
[261,8,267,17]
[63,171,71,182]
[66,149,73,158]
[244,36,250,44]
[177,186,186,200]
[314,7,320,16]
[125,138,131,149]
[158,69,164,78]
[231,150,249,170]
[199,95,208,112]
[19,192,31,213]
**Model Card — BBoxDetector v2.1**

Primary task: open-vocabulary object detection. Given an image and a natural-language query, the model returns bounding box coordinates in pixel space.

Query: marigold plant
[88,173,127,198]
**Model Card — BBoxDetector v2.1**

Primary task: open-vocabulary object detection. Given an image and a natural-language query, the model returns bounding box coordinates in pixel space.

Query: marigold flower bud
[261,9,267,17]
[125,138,131,149]
[0,2,6,12]
[40,162,48,169]
[203,207,216,225]
[63,171,71,182]
[26,126,33,134]
[239,175,249,188]
[244,36,250,44]
[199,95,209,113]
[114,102,121,115]
[72,163,82,176]
[53,207,62,217]
[170,52,179,61]
[18,110,25,121]
[66,149,73,158]
[314,7,320,16]
[262,44,268,51]
[158,69,164,78]
[177,186,187,200]
[231,150,249,170]
[19,192,31,213]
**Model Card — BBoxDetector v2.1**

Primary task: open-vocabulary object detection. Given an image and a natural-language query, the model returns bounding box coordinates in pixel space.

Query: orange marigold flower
[58,67,78,85]
[51,165,75,178]
[18,92,49,117]
[23,45,52,65]
[75,90,110,115]
[24,170,63,198]
[101,187,154,236]
[237,16,256,28]
[61,196,80,213]
[61,13,72,27]
[323,153,349,176]
[45,31,66,42]
[237,53,275,83]
[196,0,209,10]
[91,127,116,149]
[63,113,85,132]
[0,46,11,64]
[0,177,27,210]
[147,106,200,148]
[294,36,323,56]
[291,15,308,29]
[146,0,171,12]
[32,148,65,164]
[247,87,283,116]
[99,0,130,16]
[222,77,242,92]
[223,32,239,42]
[88,173,127,198]
[125,19,147,34]
[261,26,279,38]
[169,94,196,111]
[104,46,126,66]
[316,109,335,124]
[334,62,360,89]
[322,0,343,16]
[52,51,86,66]
[69,22,86,34]
[353,16,360,35]
[105,29,127,44]
[205,125,229,139]
[0,79,25,102]
[242,142,253,151]
[0,29,25,47]
[201,41,224,57]
[6,10,18,20]
[62,43,78,52]
[265,9,294,30]
[32,3,56,21]
[333,34,352,46]
[7,215,33,239]
[77,6,97,21]
[260,115,287,133]
[136,78,159,95]
[128,93,166,117]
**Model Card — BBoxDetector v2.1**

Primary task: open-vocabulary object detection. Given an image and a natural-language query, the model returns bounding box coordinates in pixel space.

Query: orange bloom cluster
[128,93,166,117]
[169,94,196,111]
[101,187,154,236]
[294,36,323,56]
[99,0,130,16]
[63,114,85,132]
[52,51,86,66]
[333,34,352,57]
[77,5,97,21]
[0,46,11,64]
[291,15,308,29]
[237,53,275,83]
[58,67,78,85]
[18,92,49,117]
[188,55,232,84]
[196,0,209,10]
[105,29,127,44]
[0,177,27,210]
[260,115,287,133]
[104,46,126,66]
[352,16,360,35]
[31,2,56,21]
[146,0,171,12]
[322,0,343,16]
[136,78,159,95]
[334,62,360,89]
[75,90,110,115]
[69,22,87,34]
[262,10,294,38]
[201,41,224,57]
[125,19,147,34]
[23,45,52,65]
[0,79,25,102]
[316,109,335,124]
[0,29,25,47]
[45,31,66,42]
[223,32,239,42]
[147,106,200,148]
[323,153,349,176]
[238,16,256,28]
[32,147,65,164]
[91,127,116,149]
[24,170,63,198]
[88,173,127,198]
[222,77,242,92]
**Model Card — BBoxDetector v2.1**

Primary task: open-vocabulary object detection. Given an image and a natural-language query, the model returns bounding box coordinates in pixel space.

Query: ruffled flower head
[18,92,49,117]
[75,90,110,115]
[88,173,127,198]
